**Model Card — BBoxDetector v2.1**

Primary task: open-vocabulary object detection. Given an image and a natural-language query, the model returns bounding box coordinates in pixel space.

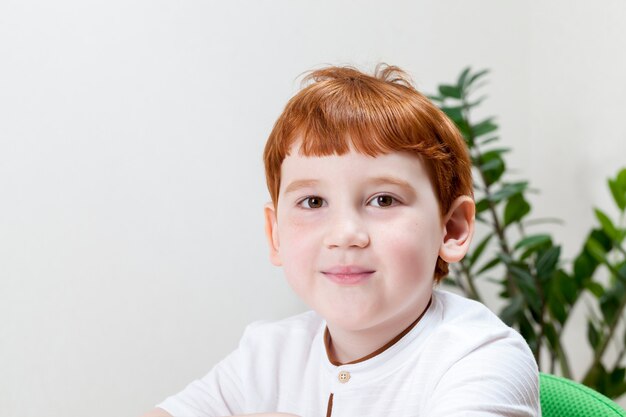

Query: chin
[322,307,382,332]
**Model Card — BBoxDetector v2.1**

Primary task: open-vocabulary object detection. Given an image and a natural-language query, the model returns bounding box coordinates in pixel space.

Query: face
[264,145,461,333]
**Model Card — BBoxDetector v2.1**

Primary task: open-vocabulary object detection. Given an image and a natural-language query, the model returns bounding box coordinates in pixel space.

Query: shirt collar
[323,296,433,367]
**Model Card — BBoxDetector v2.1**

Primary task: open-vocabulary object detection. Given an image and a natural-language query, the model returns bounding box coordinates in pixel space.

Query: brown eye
[372,195,395,207]
[304,197,324,208]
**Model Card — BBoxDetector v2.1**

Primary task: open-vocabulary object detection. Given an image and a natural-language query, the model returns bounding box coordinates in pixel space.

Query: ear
[438,196,475,263]
[264,202,282,266]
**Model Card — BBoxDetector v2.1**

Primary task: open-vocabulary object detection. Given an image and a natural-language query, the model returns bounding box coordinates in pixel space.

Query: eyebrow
[284,179,320,195]
[368,176,416,192]
[368,176,418,199]
[283,176,416,195]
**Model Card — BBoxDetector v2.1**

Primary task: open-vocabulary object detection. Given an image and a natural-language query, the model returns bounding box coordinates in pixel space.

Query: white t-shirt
[158,290,541,417]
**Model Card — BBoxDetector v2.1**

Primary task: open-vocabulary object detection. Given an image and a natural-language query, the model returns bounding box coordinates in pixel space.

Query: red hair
[263,65,473,282]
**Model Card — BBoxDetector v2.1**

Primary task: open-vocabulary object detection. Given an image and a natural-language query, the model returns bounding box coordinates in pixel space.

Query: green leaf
[544,323,560,349]
[514,234,552,251]
[608,179,626,211]
[457,67,471,90]
[617,168,626,189]
[476,257,501,274]
[610,367,626,385]
[477,136,499,146]
[478,153,506,186]
[427,95,443,102]
[588,320,601,349]
[439,84,462,99]
[471,118,498,138]
[583,363,604,392]
[586,281,605,298]
[479,148,510,173]
[548,290,567,324]
[591,228,613,252]
[480,157,504,172]
[522,217,565,227]
[509,265,533,286]
[441,106,464,123]
[481,148,511,157]
[500,295,524,326]
[467,95,487,107]
[489,182,528,203]
[600,293,620,323]
[475,198,490,215]
[586,237,608,263]
[607,368,626,398]
[594,208,619,241]
[509,265,541,314]
[497,252,514,265]
[504,193,531,226]
[556,270,579,304]
[469,234,493,268]
[574,250,598,284]
[536,246,561,279]
[617,261,626,284]
[466,69,490,88]
[456,119,472,143]
[519,315,538,354]
[515,234,552,261]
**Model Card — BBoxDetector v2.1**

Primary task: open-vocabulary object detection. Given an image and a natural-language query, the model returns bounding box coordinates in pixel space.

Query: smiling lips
[321,266,375,285]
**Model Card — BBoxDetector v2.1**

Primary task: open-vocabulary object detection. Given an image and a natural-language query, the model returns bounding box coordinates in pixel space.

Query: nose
[322,208,370,249]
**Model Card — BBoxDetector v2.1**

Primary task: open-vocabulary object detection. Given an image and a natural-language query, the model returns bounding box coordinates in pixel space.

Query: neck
[325,296,432,365]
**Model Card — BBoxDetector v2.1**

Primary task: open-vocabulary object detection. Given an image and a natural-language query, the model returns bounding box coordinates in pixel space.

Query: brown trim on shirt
[324,296,432,366]
[326,393,334,417]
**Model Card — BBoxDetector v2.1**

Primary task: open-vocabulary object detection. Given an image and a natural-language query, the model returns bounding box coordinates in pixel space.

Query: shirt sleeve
[423,332,541,417]
[156,324,257,417]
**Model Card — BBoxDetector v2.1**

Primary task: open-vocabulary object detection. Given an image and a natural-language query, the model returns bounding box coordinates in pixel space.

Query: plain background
[1,1,626,416]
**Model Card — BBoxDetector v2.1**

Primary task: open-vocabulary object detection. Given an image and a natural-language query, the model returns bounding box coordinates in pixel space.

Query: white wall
[0,1,624,416]
[527,0,626,392]
[529,0,626,259]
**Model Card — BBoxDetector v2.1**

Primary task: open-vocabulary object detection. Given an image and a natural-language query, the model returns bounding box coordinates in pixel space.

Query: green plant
[429,68,626,398]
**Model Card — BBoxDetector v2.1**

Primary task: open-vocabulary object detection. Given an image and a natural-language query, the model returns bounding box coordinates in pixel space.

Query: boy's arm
[139,410,299,417]
[144,323,303,417]
[423,333,540,417]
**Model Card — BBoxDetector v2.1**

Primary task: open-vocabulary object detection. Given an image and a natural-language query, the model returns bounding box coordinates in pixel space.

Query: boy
[142,65,540,417]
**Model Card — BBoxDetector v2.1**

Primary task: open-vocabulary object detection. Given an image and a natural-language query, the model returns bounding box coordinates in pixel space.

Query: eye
[298,196,326,209]
[369,194,398,208]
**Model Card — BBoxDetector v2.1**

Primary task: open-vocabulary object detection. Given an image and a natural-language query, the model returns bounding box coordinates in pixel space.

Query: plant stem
[450,264,468,294]
[613,343,626,370]
[555,335,572,379]
[460,97,517,298]
[460,259,482,303]
[583,262,626,382]
[532,264,545,368]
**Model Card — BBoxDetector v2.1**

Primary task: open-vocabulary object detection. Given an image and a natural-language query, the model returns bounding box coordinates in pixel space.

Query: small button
[338,370,351,383]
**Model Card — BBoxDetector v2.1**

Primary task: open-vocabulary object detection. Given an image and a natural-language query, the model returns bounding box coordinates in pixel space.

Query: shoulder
[434,288,505,325]
[420,290,540,415]
[431,289,521,341]
[425,289,537,380]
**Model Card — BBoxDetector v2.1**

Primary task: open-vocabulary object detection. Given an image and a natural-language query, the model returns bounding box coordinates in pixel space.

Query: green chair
[540,372,626,416]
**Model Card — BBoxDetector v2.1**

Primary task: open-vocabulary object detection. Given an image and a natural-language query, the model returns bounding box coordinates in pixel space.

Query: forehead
[279,145,433,192]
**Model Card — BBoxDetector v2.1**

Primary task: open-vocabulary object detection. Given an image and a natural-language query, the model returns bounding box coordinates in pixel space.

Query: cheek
[376,218,442,278]
[278,219,320,278]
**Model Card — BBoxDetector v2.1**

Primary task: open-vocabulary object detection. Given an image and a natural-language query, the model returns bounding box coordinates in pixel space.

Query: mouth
[321,266,375,285]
